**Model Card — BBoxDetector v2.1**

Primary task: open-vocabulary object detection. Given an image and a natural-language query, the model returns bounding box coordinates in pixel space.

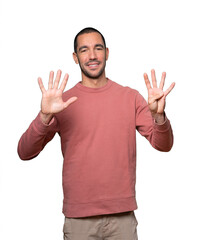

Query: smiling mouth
[87,62,100,69]
[89,64,98,67]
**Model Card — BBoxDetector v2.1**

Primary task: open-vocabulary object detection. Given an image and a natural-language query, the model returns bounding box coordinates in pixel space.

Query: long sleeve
[16,79,174,218]
[17,112,59,160]
[135,92,173,152]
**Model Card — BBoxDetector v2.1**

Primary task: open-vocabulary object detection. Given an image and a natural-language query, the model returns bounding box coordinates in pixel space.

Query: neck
[80,72,108,88]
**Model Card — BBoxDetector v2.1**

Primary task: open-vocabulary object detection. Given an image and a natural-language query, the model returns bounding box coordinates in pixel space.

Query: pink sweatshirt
[18,79,173,218]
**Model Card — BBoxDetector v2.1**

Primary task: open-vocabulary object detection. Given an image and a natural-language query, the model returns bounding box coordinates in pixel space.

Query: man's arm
[136,69,175,152]
[136,92,173,152]
[17,69,78,160]
[17,112,59,160]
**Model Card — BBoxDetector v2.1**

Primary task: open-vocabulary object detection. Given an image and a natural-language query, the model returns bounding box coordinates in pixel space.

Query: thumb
[64,96,78,109]
[149,92,164,105]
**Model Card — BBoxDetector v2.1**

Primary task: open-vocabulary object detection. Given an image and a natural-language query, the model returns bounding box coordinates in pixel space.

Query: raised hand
[144,69,175,122]
[38,70,78,124]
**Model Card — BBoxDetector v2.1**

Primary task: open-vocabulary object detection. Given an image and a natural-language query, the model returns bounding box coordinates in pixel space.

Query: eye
[79,48,88,53]
[96,47,103,50]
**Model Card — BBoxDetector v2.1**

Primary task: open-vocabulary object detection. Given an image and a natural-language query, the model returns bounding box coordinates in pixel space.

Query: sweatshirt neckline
[75,78,113,93]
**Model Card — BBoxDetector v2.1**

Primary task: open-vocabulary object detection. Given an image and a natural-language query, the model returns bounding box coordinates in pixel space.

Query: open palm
[38,70,77,115]
[144,69,175,115]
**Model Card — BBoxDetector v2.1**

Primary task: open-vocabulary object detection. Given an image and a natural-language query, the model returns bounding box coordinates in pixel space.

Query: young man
[18,27,175,240]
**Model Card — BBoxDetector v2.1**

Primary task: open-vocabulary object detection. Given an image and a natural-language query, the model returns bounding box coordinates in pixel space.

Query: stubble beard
[77,55,107,80]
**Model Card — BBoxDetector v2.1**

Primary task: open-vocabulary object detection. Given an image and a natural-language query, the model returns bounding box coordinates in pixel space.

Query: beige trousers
[63,211,138,240]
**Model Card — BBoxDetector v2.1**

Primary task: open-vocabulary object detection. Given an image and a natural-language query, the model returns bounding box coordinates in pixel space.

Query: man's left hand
[143,69,175,124]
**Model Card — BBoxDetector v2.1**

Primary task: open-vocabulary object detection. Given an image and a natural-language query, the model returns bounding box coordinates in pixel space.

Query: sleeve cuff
[153,115,171,132]
[32,112,56,135]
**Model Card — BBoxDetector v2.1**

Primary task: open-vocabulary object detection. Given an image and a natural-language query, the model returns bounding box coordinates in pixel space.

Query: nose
[89,49,97,60]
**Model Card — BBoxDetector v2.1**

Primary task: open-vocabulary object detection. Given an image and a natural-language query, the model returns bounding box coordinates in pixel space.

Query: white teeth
[89,64,98,67]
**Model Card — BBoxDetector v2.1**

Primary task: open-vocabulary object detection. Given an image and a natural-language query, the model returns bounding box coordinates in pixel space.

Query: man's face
[73,32,109,79]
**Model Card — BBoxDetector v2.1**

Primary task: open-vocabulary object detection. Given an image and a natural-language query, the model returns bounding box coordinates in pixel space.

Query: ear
[73,52,79,64]
[105,48,109,61]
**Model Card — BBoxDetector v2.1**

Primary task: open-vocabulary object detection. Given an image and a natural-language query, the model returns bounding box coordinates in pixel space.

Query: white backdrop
[0,0,213,239]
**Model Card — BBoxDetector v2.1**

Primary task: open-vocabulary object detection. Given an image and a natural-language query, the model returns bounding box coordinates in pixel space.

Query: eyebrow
[78,44,104,52]
[95,44,104,49]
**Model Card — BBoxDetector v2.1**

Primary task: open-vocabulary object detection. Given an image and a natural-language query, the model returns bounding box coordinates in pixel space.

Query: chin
[84,70,105,79]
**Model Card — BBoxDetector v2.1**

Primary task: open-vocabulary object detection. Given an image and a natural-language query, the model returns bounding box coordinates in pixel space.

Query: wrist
[40,111,53,125]
[152,112,165,124]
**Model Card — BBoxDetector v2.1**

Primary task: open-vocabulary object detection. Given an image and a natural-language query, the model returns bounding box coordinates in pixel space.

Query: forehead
[77,32,104,48]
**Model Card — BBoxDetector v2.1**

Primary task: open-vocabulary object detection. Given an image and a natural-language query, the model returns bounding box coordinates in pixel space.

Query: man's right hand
[38,69,78,124]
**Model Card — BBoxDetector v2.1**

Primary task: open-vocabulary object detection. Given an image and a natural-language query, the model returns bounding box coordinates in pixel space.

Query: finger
[144,73,152,90]
[151,69,157,88]
[38,77,46,93]
[59,73,69,91]
[159,72,166,90]
[63,96,78,109]
[164,82,175,97]
[48,71,54,89]
[53,69,62,89]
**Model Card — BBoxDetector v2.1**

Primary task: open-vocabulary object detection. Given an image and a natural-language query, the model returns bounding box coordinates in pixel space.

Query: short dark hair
[74,27,106,53]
